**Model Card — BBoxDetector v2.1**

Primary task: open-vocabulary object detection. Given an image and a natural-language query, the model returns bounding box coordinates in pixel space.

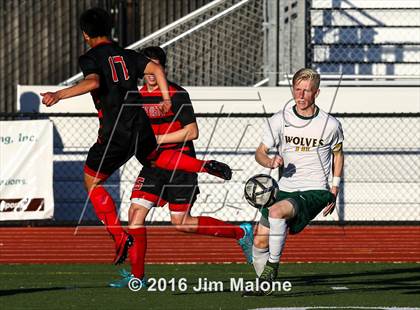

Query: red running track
[0,226,419,264]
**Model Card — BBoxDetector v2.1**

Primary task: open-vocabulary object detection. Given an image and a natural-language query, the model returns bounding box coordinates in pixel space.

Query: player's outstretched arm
[323,145,344,216]
[40,74,100,107]
[156,122,198,144]
[331,146,344,195]
[255,143,283,169]
[144,61,171,113]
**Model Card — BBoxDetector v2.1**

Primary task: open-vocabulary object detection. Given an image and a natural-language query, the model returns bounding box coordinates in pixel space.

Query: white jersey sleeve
[261,112,283,149]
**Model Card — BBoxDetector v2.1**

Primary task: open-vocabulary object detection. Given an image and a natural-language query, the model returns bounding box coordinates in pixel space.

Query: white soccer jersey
[262,104,344,192]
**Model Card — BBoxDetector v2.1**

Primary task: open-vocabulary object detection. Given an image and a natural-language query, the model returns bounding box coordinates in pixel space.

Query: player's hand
[158,99,172,114]
[40,91,61,106]
[268,155,283,169]
[323,187,339,216]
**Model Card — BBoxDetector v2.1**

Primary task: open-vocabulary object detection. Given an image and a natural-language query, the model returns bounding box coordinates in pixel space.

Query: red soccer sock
[154,149,208,173]
[89,186,124,240]
[129,227,147,279]
[196,216,244,240]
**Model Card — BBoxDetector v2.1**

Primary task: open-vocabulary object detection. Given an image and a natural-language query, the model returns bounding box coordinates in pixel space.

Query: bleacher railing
[61,0,265,87]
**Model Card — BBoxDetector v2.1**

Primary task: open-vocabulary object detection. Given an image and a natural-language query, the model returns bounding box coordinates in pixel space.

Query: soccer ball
[244,174,279,208]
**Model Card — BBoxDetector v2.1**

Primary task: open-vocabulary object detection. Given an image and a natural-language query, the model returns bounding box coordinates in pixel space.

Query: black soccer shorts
[84,109,157,180]
[130,166,200,213]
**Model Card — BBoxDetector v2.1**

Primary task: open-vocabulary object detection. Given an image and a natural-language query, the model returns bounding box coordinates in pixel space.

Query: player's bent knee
[129,203,149,214]
[170,213,184,225]
[84,173,102,192]
[83,177,93,191]
[269,200,294,219]
[253,234,269,249]
[172,218,196,233]
[173,224,195,233]
[170,217,182,226]
[128,203,149,227]
[170,214,197,233]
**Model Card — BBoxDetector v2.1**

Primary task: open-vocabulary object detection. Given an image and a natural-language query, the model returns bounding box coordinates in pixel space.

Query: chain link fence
[310,0,420,76]
[2,112,418,224]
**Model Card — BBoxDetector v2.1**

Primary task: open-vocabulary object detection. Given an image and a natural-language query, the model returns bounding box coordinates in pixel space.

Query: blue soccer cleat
[238,223,254,264]
[109,269,147,289]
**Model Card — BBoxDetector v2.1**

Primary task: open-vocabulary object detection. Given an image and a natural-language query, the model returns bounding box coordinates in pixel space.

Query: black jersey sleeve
[79,54,101,77]
[172,91,196,126]
[136,52,150,77]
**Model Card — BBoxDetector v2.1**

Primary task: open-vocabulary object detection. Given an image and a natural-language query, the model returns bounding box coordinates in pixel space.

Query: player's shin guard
[154,149,207,173]
[89,186,124,240]
[128,227,147,279]
[252,246,269,277]
[267,217,287,264]
[196,216,245,240]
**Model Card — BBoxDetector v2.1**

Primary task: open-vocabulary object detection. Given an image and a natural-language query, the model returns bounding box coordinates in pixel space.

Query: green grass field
[1,263,419,310]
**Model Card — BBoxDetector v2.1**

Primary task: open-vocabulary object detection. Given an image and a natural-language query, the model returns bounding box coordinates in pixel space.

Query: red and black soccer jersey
[79,41,150,143]
[138,82,197,157]
[130,82,200,208]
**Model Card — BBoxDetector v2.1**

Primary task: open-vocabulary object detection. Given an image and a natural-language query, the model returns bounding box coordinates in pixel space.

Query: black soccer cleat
[204,160,232,180]
[242,263,278,297]
[260,262,278,281]
[113,233,133,265]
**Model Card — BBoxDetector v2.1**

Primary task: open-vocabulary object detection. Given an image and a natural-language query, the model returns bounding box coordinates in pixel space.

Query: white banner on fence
[0,120,54,221]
